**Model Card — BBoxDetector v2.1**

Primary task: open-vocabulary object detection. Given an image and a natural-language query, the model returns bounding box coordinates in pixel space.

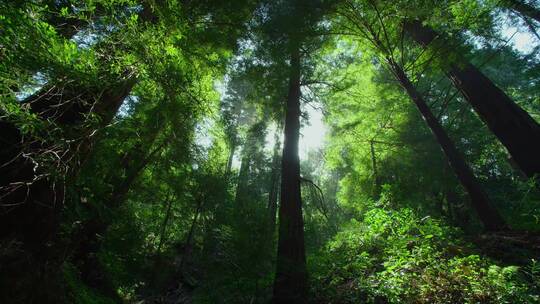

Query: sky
[298,102,326,159]
[260,100,326,161]
[501,14,537,53]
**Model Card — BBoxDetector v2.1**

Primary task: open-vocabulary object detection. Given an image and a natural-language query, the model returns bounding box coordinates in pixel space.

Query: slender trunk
[272,46,308,304]
[435,191,445,216]
[109,137,168,206]
[504,0,540,23]
[157,195,175,253]
[369,140,381,199]
[404,20,540,178]
[268,128,282,230]
[389,59,507,231]
[235,122,265,210]
[179,197,204,272]
[444,188,459,225]
[235,152,250,210]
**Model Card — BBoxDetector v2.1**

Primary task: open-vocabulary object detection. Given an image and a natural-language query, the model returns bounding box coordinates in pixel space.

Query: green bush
[310,207,539,304]
[63,264,117,304]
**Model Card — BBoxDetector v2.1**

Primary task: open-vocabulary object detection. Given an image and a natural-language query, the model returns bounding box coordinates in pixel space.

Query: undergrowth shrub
[310,207,539,303]
[63,264,116,304]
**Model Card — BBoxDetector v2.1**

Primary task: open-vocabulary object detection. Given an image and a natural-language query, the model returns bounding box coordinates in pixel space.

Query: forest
[1,0,540,303]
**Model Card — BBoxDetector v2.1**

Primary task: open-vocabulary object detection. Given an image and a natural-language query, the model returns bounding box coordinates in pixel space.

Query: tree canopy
[1,1,540,303]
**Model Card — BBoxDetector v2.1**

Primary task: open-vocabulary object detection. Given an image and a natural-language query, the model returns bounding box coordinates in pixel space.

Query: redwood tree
[388,59,507,231]
[273,44,308,303]
[403,19,540,178]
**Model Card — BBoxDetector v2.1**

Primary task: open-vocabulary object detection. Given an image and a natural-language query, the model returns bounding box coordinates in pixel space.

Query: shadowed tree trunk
[389,59,508,231]
[0,2,155,214]
[235,148,250,209]
[179,195,204,272]
[444,188,460,225]
[403,20,540,178]
[0,70,137,244]
[157,194,175,253]
[110,134,169,205]
[0,3,158,248]
[272,45,308,304]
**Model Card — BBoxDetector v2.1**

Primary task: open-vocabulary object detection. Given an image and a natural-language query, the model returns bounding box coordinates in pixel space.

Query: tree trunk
[268,128,282,230]
[389,59,507,231]
[234,122,265,211]
[234,149,251,214]
[71,216,121,302]
[0,79,136,241]
[0,79,136,303]
[504,0,540,23]
[369,140,381,199]
[108,141,161,207]
[0,5,157,301]
[0,4,153,223]
[404,20,540,178]
[157,195,175,253]
[444,188,460,225]
[272,46,308,304]
[179,196,204,272]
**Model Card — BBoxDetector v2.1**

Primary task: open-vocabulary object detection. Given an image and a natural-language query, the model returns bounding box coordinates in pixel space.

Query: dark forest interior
[1,0,540,303]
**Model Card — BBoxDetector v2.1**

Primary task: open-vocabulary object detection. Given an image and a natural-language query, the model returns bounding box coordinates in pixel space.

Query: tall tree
[252,0,335,301]
[388,59,507,231]
[235,121,268,211]
[335,0,507,231]
[274,44,308,303]
[403,19,540,178]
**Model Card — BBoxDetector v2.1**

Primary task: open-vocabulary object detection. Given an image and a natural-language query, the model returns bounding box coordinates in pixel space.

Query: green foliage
[63,264,117,304]
[1,0,540,303]
[311,204,539,303]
